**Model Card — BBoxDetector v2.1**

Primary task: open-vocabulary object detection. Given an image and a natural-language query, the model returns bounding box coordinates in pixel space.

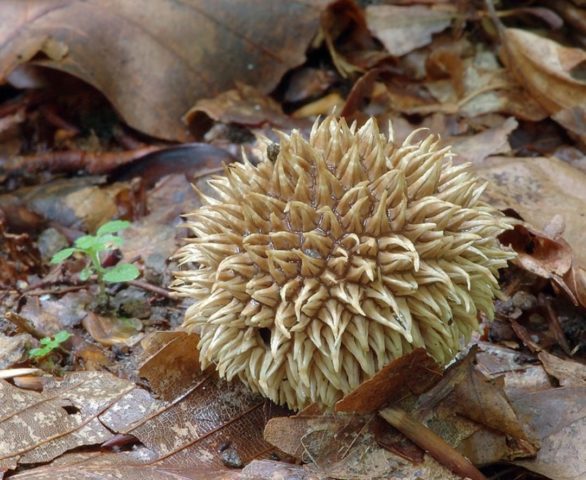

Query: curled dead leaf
[501,28,586,115]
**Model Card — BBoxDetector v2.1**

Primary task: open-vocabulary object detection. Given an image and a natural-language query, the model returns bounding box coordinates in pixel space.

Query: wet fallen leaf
[0,1,330,140]
[82,312,143,347]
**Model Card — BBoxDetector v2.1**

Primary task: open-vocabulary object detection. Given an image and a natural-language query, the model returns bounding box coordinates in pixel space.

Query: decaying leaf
[475,343,586,480]
[0,372,134,471]
[0,0,330,140]
[451,117,517,164]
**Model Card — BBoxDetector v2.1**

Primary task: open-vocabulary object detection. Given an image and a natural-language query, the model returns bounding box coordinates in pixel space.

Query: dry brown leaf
[120,174,205,265]
[139,331,202,401]
[475,345,586,479]
[512,387,586,480]
[185,83,305,136]
[366,5,455,57]
[18,291,92,338]
[405,351,537,465]
[0,177,135,233]
[7,449,243,480]
[0,0,329,141]
[476,155,586,269]
[0,333,35,369]
[501,28,586,115]
[82,312,143,347]
[0,220,40,287]
[264,414,463,479]
[538,351,586,387]
[335,348,442,413]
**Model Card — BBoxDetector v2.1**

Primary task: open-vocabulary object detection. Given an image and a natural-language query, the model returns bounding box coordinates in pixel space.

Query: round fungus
[173,116,514,410]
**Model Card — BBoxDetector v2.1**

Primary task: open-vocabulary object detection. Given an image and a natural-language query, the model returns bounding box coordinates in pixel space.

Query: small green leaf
[103,263,140,283]
[54,330,72,343]
[97,220,131,236]
[29,346,49,358]
[50,248,77,264]
[79,266,93,281]
[75,235,101,250]
[29,330,71,359]
[98,234,124,248]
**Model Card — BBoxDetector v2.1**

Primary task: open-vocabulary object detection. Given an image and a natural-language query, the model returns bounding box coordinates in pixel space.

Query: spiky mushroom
[173,116,514,410]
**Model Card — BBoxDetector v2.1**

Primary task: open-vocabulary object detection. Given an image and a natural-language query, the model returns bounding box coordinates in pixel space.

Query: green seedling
[51,220,140,299]
[29,330,72,359]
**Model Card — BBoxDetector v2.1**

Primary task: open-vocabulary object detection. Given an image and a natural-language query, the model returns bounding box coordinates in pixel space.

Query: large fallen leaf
[0,0,329,141]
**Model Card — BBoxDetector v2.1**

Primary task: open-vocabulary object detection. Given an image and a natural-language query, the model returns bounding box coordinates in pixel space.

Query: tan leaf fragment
[538,351,586,387]
[366,5,455,57]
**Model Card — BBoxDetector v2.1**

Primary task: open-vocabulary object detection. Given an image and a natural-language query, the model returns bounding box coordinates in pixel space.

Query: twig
[379,406,487,480]
[127,279,178,300]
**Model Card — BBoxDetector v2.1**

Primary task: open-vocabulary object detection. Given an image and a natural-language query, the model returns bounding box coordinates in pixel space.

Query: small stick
[379,406,487,480]
[127,279,178,300]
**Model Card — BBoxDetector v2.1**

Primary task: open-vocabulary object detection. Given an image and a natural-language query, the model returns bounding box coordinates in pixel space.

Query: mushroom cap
[173,116,514,410]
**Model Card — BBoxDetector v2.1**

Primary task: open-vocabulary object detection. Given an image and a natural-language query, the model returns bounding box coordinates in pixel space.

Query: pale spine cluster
[173,116,514,410]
